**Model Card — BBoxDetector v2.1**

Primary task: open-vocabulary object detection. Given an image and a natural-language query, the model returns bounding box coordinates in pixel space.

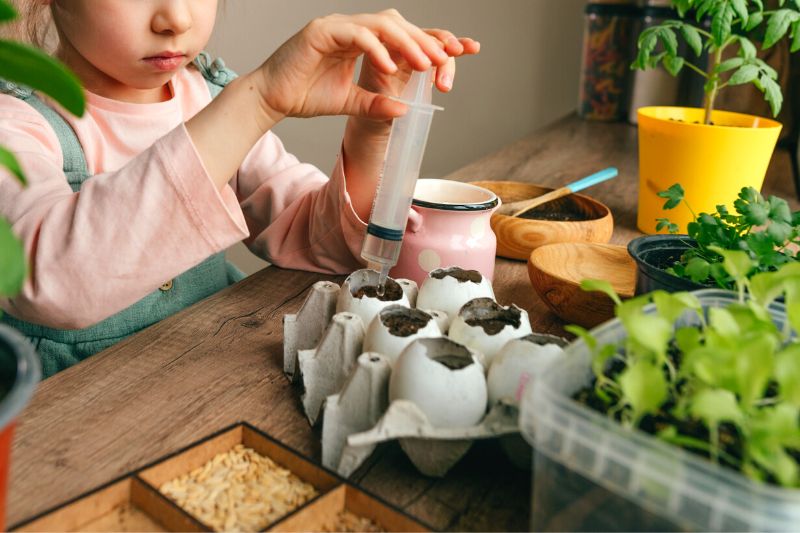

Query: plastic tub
[0,324,41,530]
[520,289,800,532]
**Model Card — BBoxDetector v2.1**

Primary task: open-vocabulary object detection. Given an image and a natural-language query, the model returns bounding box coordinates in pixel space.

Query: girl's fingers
[427,30,481,57]
[425,28,464,56]
[383,12,450,66]
[326,22,398,74]
[359,15,435,71]
[459,37,481,55]
[315,12,480,81]
[345,85,407,120]
[436,57,456,92]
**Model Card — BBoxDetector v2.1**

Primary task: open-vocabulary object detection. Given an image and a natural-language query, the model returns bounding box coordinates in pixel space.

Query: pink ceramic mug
[390,179,500,285]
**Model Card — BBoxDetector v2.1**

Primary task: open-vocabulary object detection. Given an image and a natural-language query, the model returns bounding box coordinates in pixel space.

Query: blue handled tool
[499,167,618,217]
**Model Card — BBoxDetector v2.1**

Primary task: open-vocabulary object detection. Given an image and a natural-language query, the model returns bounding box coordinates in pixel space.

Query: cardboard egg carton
[283,270,555,478]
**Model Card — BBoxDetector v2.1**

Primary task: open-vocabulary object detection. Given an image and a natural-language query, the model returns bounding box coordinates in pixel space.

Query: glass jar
[628,5,681,124]
[577,1,640,121]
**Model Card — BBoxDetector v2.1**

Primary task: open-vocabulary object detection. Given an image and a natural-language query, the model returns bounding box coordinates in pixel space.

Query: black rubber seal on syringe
[367,223,404,241]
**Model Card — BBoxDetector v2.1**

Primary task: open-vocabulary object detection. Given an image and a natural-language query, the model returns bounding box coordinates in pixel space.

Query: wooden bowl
[471,181,614,260]
[527,243,636,328]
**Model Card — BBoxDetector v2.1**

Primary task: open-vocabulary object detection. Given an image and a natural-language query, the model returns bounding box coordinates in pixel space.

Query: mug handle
[407,207,424,233]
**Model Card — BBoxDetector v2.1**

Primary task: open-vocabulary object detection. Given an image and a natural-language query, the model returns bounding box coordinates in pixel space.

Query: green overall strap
[193,51,238,98]
[0,80,89,191]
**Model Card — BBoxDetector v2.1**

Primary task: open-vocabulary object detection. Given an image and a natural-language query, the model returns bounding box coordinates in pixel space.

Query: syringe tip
[366,261,393,296]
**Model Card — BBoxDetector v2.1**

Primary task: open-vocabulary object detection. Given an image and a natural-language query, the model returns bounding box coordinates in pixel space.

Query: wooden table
[7,114,797,532]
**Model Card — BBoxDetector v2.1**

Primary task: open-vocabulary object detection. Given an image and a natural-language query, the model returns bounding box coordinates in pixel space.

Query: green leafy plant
[570,255,800,487]
[633,0,800,124]
[654,183,800,289]
[0,0,84,307]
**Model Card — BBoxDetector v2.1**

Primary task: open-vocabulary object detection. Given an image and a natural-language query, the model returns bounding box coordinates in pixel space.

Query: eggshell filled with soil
[448,298,533,367]
[363,305,442,364]
[336,269,410,328]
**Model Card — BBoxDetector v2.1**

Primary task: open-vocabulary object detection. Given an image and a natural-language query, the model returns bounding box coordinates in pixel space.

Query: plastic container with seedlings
[520,290,800,532]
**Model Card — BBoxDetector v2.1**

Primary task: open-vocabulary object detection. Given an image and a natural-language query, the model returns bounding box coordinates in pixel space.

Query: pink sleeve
[0,98,248,329]
[234,131,367,274]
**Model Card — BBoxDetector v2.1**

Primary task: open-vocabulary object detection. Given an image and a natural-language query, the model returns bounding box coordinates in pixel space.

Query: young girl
[0,1,479,377]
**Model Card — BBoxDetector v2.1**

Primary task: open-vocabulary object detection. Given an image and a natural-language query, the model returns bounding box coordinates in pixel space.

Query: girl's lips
[143,55,185,71]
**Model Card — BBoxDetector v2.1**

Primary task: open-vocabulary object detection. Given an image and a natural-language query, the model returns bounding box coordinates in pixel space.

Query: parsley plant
[655,183,800,289]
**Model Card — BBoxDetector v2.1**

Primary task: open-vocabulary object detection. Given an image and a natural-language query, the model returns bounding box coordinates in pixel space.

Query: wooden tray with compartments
[12,423,429,532]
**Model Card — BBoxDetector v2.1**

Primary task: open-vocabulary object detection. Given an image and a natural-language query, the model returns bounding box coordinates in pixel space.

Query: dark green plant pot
[627,234,708,295]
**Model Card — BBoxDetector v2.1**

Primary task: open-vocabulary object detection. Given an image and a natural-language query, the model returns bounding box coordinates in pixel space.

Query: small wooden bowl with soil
[470,181,614,260]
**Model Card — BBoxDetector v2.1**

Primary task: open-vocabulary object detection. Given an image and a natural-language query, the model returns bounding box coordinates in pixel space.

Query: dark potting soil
[382,312,430,337]
[466,315,519,335]
[354,280,403,301]
[519,208,592,222]
[432,354,472,370]
[668,117,718,126]
[431,267,482,283]
[462,299,522,335]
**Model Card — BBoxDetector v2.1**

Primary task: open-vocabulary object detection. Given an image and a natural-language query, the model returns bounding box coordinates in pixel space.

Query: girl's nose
[151,1,193,35]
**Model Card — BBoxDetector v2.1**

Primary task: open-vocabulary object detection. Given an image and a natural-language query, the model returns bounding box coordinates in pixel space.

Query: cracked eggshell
[416,267,495,319]
[389,337,487,428]
[395,279,418,307]
[336,269,410,329]
[421,309,451,334]
[363,305,442,364]
[487,333,567,406]
[448,298,533,368]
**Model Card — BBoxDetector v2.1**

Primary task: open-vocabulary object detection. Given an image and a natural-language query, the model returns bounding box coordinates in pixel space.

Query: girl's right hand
[254,10,468,123]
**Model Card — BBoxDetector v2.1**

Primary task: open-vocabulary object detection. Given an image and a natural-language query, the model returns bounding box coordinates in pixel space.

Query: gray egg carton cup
[282,272,533,478]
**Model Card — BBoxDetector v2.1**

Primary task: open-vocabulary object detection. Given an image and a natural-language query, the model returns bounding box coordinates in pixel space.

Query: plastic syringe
[361,69,443,291]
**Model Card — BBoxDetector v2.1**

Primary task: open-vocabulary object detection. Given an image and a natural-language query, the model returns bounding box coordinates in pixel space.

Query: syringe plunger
[360,69,441,281]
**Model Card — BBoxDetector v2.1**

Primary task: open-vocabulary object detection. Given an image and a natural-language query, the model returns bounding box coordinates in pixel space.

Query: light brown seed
[159,445,318,532]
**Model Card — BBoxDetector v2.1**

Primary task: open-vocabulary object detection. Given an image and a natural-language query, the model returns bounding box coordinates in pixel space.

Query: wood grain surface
[7,114,798,532]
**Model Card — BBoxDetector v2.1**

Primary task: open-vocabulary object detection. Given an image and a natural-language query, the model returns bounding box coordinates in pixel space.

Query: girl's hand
[355,26,480,112]
[255,10,479,122]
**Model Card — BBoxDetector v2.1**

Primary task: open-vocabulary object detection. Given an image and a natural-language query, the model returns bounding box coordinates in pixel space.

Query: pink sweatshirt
[0,67,367,329]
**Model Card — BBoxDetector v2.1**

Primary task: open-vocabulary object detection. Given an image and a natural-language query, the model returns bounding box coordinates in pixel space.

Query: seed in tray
[321,510,384,532]
[159,444,318,532]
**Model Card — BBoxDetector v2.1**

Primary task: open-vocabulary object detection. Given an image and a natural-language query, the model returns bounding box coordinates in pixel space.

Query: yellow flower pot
[637,106,782,234]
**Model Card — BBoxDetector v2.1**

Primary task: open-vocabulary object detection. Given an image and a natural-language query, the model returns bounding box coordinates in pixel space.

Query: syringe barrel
[366,104,436,239]
[361,234,403,269]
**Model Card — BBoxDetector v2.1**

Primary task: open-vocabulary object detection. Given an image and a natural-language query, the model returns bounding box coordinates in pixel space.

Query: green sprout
[576,258,800,487]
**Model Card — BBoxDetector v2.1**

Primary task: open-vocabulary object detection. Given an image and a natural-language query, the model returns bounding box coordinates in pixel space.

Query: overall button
[159,280,174,291]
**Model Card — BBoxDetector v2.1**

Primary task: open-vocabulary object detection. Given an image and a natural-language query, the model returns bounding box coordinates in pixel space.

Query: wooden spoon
[496,167,618,217]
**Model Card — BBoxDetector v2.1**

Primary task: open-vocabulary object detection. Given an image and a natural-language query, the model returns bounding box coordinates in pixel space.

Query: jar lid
[585,2,642,16]
[643,6,678,18]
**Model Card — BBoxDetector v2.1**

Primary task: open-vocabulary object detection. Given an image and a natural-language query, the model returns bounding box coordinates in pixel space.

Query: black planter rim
[628,234,710,293]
